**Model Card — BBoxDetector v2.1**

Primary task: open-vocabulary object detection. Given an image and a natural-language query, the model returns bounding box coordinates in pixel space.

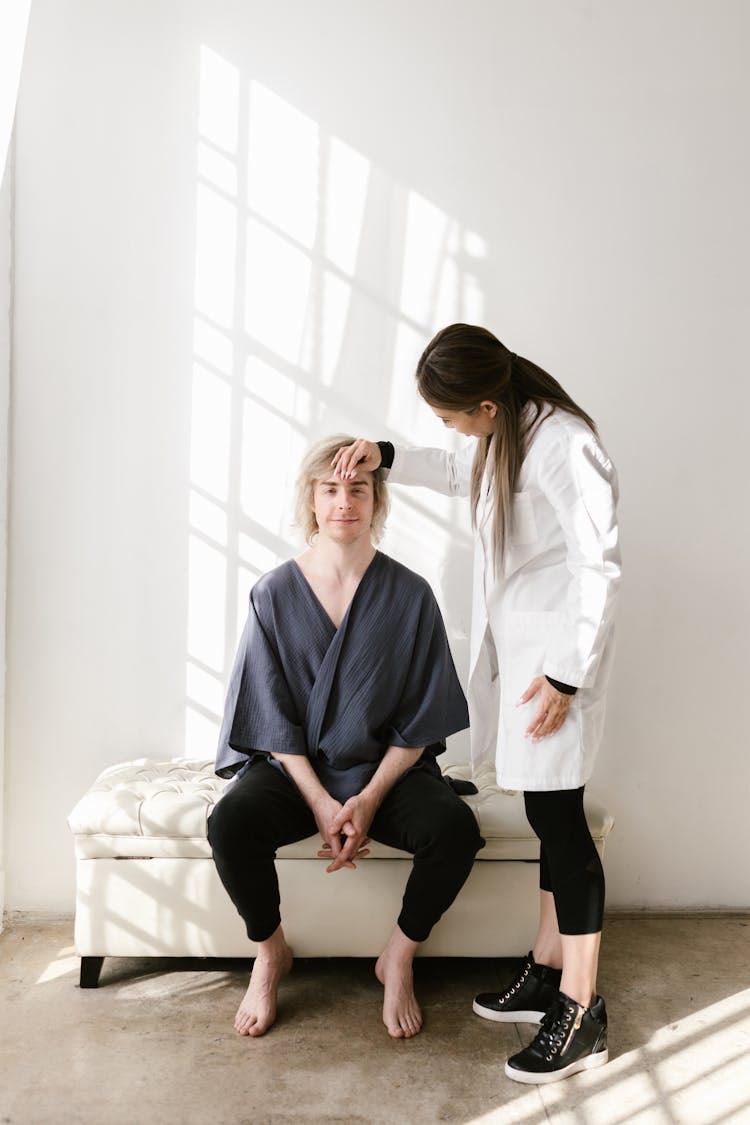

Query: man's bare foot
[375,929,422,1039]
[235,936,292,1037]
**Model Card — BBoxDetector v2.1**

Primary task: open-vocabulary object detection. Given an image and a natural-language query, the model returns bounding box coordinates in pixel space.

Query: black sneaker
[473,952,562,1024]
[505,991,609,1084]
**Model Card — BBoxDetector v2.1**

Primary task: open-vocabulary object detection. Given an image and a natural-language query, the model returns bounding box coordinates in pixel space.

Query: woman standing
[333,323,620,1084]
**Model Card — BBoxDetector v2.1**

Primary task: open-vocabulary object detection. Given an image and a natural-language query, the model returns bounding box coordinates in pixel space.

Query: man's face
[312,474,375,543]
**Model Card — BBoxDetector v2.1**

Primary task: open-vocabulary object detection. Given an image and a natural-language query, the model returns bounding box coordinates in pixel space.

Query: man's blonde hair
[294,434,389,545]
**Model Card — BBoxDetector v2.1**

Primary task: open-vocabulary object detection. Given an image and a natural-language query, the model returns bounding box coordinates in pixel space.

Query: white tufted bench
[67,758,614,987]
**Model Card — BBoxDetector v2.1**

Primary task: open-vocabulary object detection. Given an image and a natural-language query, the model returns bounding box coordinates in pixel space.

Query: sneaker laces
[530,997,584,1060]
[501,960,531,1000]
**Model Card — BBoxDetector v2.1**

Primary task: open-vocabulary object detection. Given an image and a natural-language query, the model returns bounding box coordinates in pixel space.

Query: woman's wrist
[376,441,394,469]
[545,675,577,696]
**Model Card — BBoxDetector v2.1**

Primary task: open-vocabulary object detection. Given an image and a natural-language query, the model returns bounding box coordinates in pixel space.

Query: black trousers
[524,787,605,936]
[208,758,485,944]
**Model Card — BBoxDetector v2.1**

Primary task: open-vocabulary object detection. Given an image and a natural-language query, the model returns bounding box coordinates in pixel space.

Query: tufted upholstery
[68,758,614,862]
[68,759,227,859]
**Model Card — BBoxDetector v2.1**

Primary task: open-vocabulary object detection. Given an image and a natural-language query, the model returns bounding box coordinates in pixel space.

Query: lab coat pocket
[498,611,583,786]
[509,490,538,546]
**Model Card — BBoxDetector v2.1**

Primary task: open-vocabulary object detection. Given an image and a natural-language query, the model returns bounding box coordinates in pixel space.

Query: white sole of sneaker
[504,1048,609,1084]
[472,1000,544,1024]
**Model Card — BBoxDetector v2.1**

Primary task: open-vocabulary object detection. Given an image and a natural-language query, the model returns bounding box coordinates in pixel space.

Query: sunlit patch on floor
[35,947,78,985]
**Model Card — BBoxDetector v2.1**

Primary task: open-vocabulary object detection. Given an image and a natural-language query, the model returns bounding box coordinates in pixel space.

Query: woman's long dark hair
[416,323,597,569]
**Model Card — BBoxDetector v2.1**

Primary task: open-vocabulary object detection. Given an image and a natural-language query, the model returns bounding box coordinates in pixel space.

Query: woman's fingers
[527,705,565,738]
[531,709,566,739]
[517,676,544,706]
[331,442,360,477]
[331,439,381,478]
[523,680,572,740]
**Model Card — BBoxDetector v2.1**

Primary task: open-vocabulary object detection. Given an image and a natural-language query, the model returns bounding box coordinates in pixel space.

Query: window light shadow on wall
[185,45,487,756]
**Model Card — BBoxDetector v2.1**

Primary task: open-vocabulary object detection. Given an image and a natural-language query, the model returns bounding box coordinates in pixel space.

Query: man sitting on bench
[208,434,483,1039]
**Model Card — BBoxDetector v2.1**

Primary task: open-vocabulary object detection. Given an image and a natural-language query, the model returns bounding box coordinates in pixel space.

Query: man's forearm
[270,751,329,812]
[361,745,424,808]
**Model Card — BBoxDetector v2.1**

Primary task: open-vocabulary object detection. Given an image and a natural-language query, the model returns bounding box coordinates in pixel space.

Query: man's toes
[235,1009,256,1035]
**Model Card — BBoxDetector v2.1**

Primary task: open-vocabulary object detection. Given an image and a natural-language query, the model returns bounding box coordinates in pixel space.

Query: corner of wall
[0,127,15,931]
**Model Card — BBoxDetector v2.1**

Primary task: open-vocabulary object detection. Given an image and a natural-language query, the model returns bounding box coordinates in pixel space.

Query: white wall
[0,0,33,929]
[5,0,749,911]
[0,142,12,923]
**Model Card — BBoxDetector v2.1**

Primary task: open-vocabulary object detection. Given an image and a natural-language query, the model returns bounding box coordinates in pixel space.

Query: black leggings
[524,787,605,935]
[208,758,484,944]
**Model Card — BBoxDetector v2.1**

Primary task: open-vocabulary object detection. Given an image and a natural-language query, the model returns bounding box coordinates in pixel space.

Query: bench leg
[80,956,104,989]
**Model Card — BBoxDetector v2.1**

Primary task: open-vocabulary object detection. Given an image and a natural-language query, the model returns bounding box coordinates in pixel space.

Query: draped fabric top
[215,551,469,802]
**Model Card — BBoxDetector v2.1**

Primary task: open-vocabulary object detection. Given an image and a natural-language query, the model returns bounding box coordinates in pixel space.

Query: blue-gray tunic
[215,551,469,802]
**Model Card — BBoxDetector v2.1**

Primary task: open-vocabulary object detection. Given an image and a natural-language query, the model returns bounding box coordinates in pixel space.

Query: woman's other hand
[519,677,573,741]
[331,439,382,479]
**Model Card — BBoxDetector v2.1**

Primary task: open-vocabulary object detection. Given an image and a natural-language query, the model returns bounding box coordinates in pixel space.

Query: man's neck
[302,537,377,584]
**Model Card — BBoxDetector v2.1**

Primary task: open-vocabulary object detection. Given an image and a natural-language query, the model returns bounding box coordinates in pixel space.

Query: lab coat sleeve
[535,426,621,689]
[388,443,473,496]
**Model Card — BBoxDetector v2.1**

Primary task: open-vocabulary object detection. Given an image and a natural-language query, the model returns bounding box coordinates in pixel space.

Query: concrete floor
[1,915,749,1125]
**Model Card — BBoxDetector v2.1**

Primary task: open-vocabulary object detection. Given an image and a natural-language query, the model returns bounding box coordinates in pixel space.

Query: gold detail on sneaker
[560,1005,584,1056]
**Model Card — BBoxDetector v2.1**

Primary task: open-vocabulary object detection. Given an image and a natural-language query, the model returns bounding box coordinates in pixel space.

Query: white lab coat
[388,408,621,790]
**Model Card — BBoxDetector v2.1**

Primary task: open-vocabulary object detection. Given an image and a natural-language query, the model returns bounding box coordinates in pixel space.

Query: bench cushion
[68,758,614,862]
